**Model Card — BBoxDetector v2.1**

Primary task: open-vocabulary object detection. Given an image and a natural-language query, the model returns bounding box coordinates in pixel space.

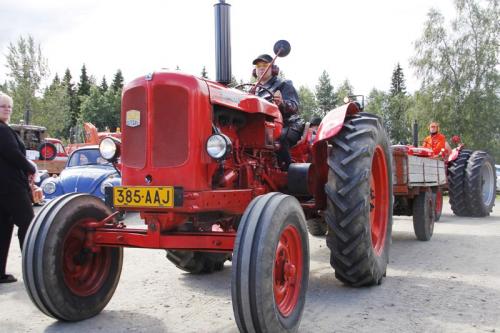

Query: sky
[0,0,456,95]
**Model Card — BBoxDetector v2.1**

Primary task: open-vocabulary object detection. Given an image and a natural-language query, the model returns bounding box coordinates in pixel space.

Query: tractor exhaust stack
[214,0,232,85]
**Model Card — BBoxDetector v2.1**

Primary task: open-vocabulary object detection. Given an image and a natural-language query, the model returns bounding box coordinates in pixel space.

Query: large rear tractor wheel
[464,151,496,217]
[23,193,123,321]
[325,115,393,286]
[306,217,327,236]
[413,190,435,241]
[447,149,473,216]
[432,188,443,222]
[232,193,309,333]
[166,250,230,274]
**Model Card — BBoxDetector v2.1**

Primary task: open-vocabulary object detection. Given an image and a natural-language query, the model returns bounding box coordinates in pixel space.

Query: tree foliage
[411,0,500,159]
[315,70,336,116]
[298,86,318,121]
[5,35,48,124]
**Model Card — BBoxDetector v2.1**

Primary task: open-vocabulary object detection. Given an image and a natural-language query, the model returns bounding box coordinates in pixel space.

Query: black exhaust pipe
[413,119,419,147]
[214,0,231,85]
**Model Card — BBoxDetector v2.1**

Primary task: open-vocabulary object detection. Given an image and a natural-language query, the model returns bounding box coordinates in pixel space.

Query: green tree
[34,75,71,138]
[390,63,407,96]
[5,35,48,124]
[386,64,411,143]
[411,0,500,159]
[77,64,91,97]
[298,86,318,121]
[315,70,336,116]
[201,66,209,79]
[80,86,121,131]
[111,69,124,91]
[335,79,354,103]
[100,76,108,92]
[62,68,79,128]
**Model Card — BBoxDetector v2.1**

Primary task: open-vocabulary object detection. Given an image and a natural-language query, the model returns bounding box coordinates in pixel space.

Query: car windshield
[68,149,112,167]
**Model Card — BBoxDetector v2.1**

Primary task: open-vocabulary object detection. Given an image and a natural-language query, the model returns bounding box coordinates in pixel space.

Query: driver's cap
[252,54,273,65]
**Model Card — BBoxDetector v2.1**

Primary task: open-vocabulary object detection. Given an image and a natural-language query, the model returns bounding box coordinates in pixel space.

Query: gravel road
[1,197,499,332]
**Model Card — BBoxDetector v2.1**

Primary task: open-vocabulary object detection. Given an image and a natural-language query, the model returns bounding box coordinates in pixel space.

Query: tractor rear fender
[309,102,362,210]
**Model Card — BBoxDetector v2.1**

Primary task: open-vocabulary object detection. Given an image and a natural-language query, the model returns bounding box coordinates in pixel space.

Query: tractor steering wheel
[234,83,275,102]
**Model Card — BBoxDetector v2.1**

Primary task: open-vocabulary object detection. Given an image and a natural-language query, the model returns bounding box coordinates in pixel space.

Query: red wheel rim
[273,225,303,317]
[62,220,111,296]
[370,145,390,256]
[435,190,443,215]
[41,145,55,159]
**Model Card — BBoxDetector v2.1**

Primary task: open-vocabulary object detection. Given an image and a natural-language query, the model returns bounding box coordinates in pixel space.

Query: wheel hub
[273,225,303,317]
[369,145,389,256]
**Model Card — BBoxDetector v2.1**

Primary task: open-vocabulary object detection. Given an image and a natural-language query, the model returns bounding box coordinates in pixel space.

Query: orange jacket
[423,133,447,156]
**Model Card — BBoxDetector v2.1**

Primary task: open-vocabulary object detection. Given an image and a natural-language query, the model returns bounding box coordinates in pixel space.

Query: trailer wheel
[447,149,473,216]
[413,190,435,241]
[464,151,496,217]
[432,188,443,222]
[38,142,57,161]
[23,193,123,321]
[166,250,230,274]
[325,115,393,286]
[232,193,309,333]
[306,217,327,236]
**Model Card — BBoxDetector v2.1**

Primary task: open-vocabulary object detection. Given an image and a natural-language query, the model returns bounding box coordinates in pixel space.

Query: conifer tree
[390,63,407,96]
[62,68,79,127]
[315,70,336,116]
[111,70,124,91]
[100,76,108,92]
[77,64,91,97]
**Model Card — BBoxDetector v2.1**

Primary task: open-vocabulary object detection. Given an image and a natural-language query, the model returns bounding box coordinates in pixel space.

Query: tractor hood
[205,80,281,120]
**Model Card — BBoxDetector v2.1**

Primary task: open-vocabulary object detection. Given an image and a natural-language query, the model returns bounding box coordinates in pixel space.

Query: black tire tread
[325,114,393,287]
[447,149,473,216]
[464,151,496,217]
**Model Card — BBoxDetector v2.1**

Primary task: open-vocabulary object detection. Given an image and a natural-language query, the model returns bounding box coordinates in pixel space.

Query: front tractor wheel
[413,190,435,241]
[23,193,123,321]
[232,193,309,333]
[325,115,393,286]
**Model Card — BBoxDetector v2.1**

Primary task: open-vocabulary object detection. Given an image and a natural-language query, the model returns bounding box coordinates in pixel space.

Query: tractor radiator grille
[122,86,147,168]
[151,85,189,167]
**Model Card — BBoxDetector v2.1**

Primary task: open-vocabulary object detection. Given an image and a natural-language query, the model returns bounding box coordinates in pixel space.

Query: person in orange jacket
[422,122,451,157]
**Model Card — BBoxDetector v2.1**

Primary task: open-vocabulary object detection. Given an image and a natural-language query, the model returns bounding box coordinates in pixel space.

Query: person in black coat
[0,92,36,283]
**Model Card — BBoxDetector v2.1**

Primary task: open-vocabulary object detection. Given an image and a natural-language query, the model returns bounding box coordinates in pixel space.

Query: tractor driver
[252,54,303,170]
[422,121,451,157]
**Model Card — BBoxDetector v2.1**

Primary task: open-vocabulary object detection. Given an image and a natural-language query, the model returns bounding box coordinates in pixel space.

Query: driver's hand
[273,90,283,105]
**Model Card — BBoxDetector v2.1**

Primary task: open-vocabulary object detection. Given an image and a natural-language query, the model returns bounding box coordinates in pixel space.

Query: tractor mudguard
[313,102,361,144]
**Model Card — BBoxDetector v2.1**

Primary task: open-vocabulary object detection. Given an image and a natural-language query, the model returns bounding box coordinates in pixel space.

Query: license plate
[113,186,174,208]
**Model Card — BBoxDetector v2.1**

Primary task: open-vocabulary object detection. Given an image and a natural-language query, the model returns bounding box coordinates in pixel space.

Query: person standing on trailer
[0,92,36,283]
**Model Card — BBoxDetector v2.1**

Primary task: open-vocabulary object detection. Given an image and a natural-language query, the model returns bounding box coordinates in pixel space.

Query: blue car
[41,146,121,200]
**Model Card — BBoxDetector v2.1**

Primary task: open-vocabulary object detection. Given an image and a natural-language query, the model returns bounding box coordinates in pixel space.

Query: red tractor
[22,2,393,331]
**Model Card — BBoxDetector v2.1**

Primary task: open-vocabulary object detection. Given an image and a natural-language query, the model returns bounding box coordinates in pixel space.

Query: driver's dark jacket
[0,121,35,195]
[257,76,302,129]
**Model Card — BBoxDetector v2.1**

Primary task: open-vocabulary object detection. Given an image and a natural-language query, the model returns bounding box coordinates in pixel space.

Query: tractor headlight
[100,137,121,161]
[206,134,232,160]
[43,181,57,195]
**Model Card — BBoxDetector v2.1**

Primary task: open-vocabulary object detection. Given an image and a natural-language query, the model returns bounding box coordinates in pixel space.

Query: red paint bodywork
[89,71,354,252]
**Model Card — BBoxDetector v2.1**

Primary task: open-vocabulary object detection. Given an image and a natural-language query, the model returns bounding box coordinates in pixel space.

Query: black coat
[0,121,36,195]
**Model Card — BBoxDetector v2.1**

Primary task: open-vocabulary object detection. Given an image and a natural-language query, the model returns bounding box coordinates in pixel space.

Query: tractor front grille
[151,84,189,167]
[122,86,147,168]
